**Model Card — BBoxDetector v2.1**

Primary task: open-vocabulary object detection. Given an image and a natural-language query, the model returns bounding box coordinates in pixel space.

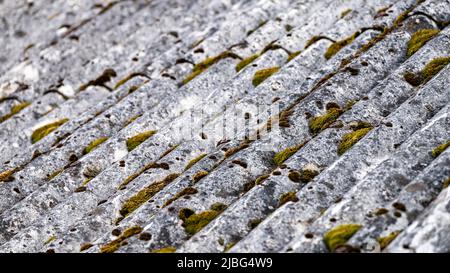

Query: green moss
[407,29,439,57]
[192,170,208,183]
[337,127,372,155]
[182,51,240,85]
[0,101,31,123]
[422,57,450,82]
[31,119,69,144]
[80,243,93,252]
[325,34,357,60]
[100,226,142,253]
[113,72,147,90]
[152,247,176,253]
[236,54,260,72]
[163,187,198,207]
[225,242,237,252]
[180,203,227,235]
[443,177,450,189]
[119,173,179,217]
[124,114,142,127]
[44,236,56,245]
[287,51,301,63]
[47,169,63,181]
[323,224,362,252]
[300,169,319,183]
[184,154,207,171]
[252,67,280,87]
[378,231,401,250]
[431,140,450,158]
[83,137,108,154]
[403,71,424,87]
[285,24,294,32]
[255,174,270,185]
[340,9,352,18]
[224,141,250,158]
[0,169,15,182]
[279,192,299,206]
[304,36,322,49]
[309,107,343,135]
[273,143,304,166]
[126,130,157,151]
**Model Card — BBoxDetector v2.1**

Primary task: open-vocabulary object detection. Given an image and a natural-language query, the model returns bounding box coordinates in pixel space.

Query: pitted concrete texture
[0,0,449,253]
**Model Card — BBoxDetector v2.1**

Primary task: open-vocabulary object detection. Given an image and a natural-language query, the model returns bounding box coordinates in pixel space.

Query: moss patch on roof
[0,101,31,123]
[184,154,207,171]
[323,224,362,252]
[273,143,304,166]
[126,130,157,151]
[309,107,343,135]
[236,54,260,72]
[100,226,143,253]
[182,51,240,85]
[31,118,69,144]
[378,231,401,250]
[252,67,280,87]
[431,140,449,158]
[407,29,439,57]
[119,173,179,218]
[83,137,108,154]
[337,126,373,155]
[180,203,227,235]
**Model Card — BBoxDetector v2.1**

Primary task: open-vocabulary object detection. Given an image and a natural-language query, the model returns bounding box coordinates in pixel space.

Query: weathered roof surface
[0,0,449,253]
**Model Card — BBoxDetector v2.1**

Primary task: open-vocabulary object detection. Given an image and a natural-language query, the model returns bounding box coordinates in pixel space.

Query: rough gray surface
[0,0,449,253]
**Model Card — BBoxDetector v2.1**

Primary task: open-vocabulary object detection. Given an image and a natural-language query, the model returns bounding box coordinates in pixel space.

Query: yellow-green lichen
[0,169,15,182]
[340,9,352,18]
[443,177,450,189]
[44,236,56,245]
[80,243,93,252]
[337,127,372,155]
[309,107,343,135]
[403,71,424,87]
[184,154,207,171]
[46,169,63,181]
[252,67,280,87]
[180,203,227,235]
[119,173,179,217]
[255,174,270,185]
[407,29,440,57]
[323,224,362,252]
[31,118,69,144]
[182,52,240,85]
[113,72,147,90]
[236,54,260,72]
[273,143,304,166]
[83,137,108,154]
[100,226,143,253]
[325,34,357,60]
[124,114,142,127]
[279,191,299,207]
[163,187,198,207]
[152,246,176,253]
[378,231,401,250]
[289,169,319,183]
[0,101,30,123]
[422,57,450,81]
[431,140,450,158]
[126,130,157,151]
[287,51,301,63]
[192,170,208,183]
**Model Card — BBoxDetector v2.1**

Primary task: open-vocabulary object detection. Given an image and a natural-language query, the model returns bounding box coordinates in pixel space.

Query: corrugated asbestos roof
[0,0,449,253]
